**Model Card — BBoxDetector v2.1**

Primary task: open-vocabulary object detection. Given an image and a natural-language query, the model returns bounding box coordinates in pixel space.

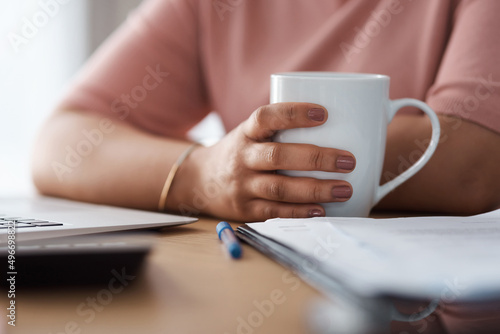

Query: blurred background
[0,0,224,196]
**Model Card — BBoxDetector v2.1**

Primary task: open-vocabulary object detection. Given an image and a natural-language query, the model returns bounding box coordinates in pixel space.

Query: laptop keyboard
[0,216,63,229]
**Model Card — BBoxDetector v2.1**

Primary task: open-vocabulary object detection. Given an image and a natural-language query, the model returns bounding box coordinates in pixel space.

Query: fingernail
[332,186,352,199]
[308,209,324,217]
[336,156,356,171]
[308,108,325,122]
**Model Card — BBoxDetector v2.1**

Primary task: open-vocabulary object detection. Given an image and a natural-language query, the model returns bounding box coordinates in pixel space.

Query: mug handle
[374,98,441,204]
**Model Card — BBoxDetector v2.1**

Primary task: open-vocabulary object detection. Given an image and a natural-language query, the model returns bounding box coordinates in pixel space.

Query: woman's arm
[377,114,500,214]
[31,109,194,211]
[377,0,500,215]
[33,104,356,221]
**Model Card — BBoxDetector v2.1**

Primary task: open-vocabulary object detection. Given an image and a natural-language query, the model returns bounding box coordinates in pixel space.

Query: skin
[379,113,500,214]
[32,103,500,221]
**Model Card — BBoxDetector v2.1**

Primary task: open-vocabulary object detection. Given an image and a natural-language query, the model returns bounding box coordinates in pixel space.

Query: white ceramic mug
[271,72,441,217]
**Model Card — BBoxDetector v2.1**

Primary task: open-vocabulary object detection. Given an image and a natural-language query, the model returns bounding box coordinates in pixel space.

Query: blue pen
[216,221,242,259]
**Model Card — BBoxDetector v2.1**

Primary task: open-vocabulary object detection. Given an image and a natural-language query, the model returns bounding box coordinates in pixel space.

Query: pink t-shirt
[60,0,500,138]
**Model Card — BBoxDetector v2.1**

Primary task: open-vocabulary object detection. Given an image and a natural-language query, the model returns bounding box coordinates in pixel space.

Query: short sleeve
[425,0,500,134]
[58,0,210,138]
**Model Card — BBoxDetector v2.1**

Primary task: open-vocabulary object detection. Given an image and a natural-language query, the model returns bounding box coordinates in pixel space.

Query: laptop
[0,196,197,244]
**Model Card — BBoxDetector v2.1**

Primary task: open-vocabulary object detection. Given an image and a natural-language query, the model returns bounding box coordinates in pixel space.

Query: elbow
[30,109,77,198]
[31,157,56,197]
[454,169,500,215]
[435,117,500,216]
[30,130,61,197]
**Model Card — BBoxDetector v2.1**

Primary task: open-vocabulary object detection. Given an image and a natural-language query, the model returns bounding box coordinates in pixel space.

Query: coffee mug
[271,72,440,217]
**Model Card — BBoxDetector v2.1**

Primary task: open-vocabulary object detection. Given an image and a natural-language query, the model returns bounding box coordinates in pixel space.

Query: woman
[31,1,500,331]
[32,0,500,221]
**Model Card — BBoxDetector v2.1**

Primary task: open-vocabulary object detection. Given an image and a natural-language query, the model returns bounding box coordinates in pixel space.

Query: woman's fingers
[249,174,353,203]
[200,101,357,221]
[242,103,328,141]
[246,199,326,220]
[244,142,356,172]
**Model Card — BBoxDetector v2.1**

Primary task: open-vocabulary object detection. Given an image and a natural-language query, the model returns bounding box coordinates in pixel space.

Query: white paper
[247,209,500,301]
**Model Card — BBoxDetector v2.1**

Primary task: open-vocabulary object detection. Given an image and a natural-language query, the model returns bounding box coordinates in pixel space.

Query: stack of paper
[238,209,500,302]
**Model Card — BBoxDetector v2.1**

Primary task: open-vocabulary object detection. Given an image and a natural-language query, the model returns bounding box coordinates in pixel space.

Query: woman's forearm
[378,114,500,214]
[31,110,195,211]
[33,103,358,221]
[33,110,500,217]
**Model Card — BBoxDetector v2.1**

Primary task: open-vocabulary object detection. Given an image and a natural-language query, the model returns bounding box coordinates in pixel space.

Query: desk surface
[7,218,325,334]
[7,217,489,334]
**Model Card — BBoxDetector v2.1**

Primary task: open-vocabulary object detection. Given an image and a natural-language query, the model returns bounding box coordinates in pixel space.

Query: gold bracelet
[158,143,200,212]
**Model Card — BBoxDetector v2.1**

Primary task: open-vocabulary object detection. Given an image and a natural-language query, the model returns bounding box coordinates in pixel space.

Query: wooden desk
[6,217,491,334]
[7,218,325,334]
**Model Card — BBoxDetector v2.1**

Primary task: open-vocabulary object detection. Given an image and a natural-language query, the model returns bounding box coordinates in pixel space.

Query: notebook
[0,196,197,244]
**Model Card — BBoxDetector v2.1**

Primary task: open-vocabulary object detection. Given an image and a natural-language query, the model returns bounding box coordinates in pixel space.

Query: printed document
[246,209,500,300]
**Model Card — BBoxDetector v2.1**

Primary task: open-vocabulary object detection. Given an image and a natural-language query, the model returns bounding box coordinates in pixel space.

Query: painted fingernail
[332,186,352,199]
[336,156,356,171]
[308,108,325,122]
[308,209,324,217]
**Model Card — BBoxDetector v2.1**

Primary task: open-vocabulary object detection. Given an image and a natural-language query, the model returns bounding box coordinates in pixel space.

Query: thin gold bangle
[158,143,200,212]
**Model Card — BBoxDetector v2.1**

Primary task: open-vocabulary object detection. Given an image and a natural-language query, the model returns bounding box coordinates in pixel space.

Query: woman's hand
[166,102,356,221]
